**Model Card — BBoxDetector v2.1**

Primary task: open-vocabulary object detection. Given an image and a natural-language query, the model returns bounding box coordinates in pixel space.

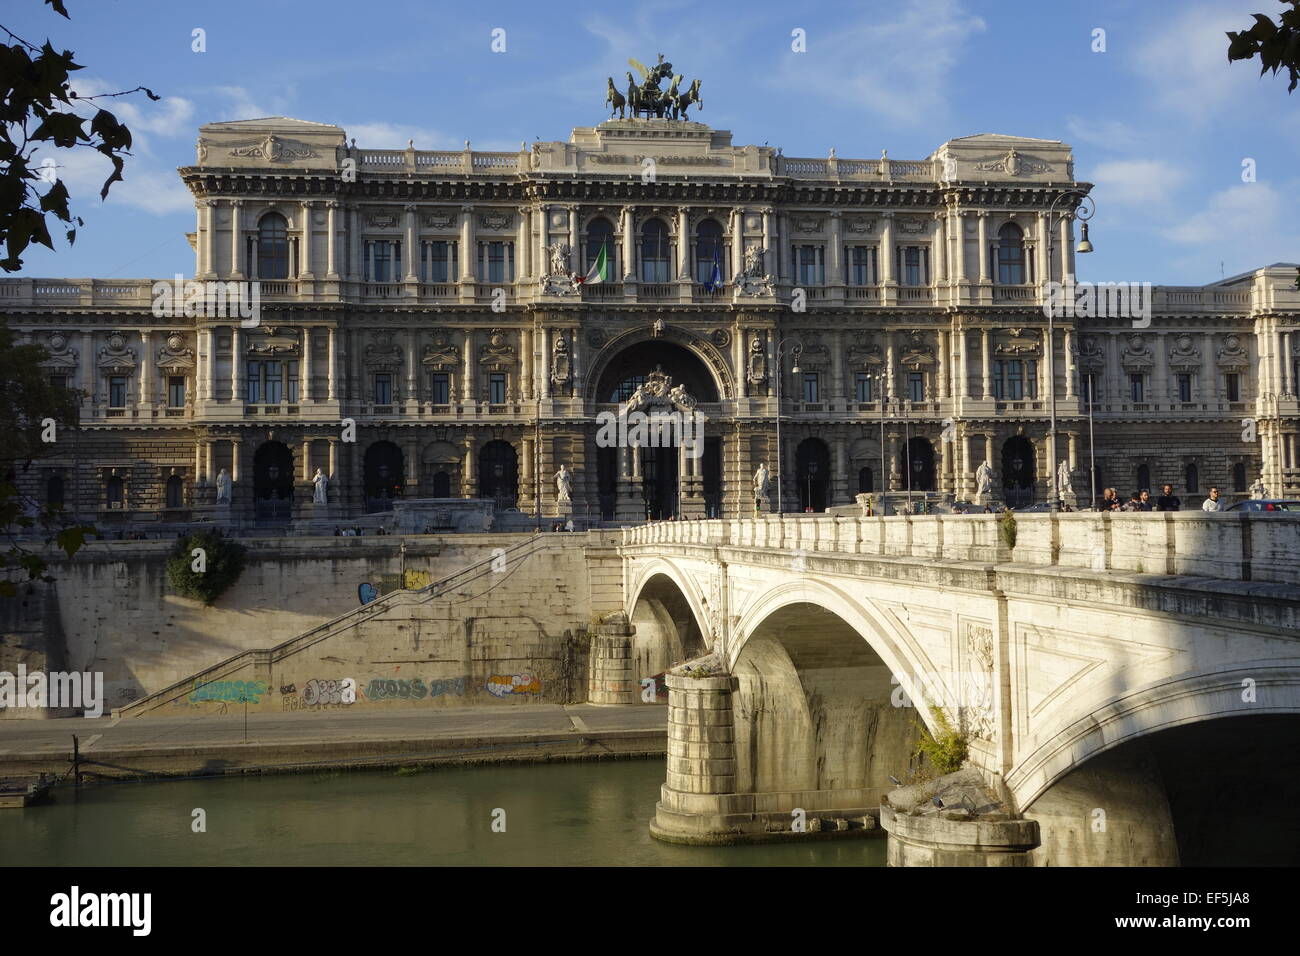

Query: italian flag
[581,241,609,284]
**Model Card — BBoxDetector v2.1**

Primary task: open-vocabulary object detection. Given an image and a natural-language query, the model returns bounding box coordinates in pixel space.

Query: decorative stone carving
[541,242,578,296]
[247,326,301,355]
[897,217,926,235]
[364,331,402,371]
[1167,333,1202,373]
[845,217,875,235]
[423,211,457,229]
[227,134,318,163]
[962,622,996,740]
[312,469,329,505]
[478,211,513,230]
[975,459,994,502]
[792,216,823,234]
[735,246,774,296]
[1076,334,1106,371]
[1216,334,1249,370]
[39,331,78,370]
[746,335,767,385]
[1121,333,1154,371]
[587,328,607,349]
[555,465,573,503]
[97,333,137,373]
[710,328,730,348]
[156,332,196,373]
[622,367,697,414]
[899,330,935,369]
[753,462,770,500]
[974,148,1048,177]
[422,332,460,370]
[366,211,400,228]
[479,329,517,369]
[550,336,572,386]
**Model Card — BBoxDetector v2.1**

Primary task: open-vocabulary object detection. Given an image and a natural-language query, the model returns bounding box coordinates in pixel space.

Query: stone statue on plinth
[1250,477,1268,500]
[1056,460,1074,500]
[975,459,994,504]
[215,468,232,505]
[555,465,573,503]
[312,468,329,505]
[754,462,770,513]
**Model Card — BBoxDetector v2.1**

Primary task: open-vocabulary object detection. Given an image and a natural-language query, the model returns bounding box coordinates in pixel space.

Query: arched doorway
[431,471,451,498]
[478,440,518,509]
[901,437,936,493]
[795,438,830,512]
[364,441,403,512]
[46,473,64,508]
[593,340,720,404]
[641,445,678,520]
[253,441,294,521]
[1002,435,1035,508]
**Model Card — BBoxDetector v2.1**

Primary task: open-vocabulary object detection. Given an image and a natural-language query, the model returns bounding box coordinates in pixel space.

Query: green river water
[0,759,886,866]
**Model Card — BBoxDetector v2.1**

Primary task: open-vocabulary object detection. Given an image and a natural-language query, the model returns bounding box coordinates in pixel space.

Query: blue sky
[8,0,1298,284]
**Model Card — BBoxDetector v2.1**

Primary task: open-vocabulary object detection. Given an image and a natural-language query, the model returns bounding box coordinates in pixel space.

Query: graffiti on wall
[358,569,434,606]
[484,674,543,698]
[187,679,268,704]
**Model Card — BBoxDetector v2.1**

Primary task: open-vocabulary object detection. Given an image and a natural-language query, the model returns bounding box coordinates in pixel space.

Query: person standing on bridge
[1202,486,1224,511]
[1156,484,1181,511]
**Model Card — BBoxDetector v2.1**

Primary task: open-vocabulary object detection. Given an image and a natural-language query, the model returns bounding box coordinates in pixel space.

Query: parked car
[1226,499,1300,512]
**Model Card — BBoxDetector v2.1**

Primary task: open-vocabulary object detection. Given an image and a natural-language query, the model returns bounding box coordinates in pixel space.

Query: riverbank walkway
[0,704,668,782]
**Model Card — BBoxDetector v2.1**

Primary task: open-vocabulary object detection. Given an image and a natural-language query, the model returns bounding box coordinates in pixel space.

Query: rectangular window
[431,373,450,405]
[264,360,282,405]
[898,246,930,286]
[480,241,515,283]
[854,372,873,403]
[421,241,457,283]
[1177,373,1192,403]
[1225,373,1240,402]
[168,376,186,407]
[108,376,127,408]
[1026,360,1038,399]
[374,373,392,405]
[286,360,299,404]
[246,361,262,404]
[1130,373,1145,403]
[801,372,819,403]
[49,374,68,390]
[908,371,924,403]
[365,241,398,282]
[795,245,824,286]
[1082,373,1098,403]
[1007,362,1023,400]
[848,246,876,286]
[489,373,506,404]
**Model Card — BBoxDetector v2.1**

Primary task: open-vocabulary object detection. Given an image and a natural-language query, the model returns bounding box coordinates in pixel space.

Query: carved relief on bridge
[961,619,996,741]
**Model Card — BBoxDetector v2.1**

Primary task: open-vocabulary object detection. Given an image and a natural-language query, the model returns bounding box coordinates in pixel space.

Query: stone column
[1036,212,1049,286]
[1274,324,1286,398]
[230,327,243,404]
[194,439,205,485]
[516,208,530,280]
[300,327,313,403]
[831,331,844,403]
[463,434,477,497]
[1155,331,1169,404]
[229,200,244,279]
[1107,332,1122,403]
[300,202,315,278]
[977,212,989,283]
[567,205,578,262]
[328,438,338,481]
[520,329,533,399]
[327,327,338,402]
[459,205,475,281]
[405,328,418,403]
[620,205,635,282]
[828,210,843,286]
[541,327,552,399]
[833,435,848,505]
[348,206,361,283]
[521,436,534,508]
[588,615,638,705]
[957,326,969,400]
[885,329,896,399]
[730,207,744,279]
[462,329,475,402]
[230,439,242,485]
[650,675,739,843]
[1063,328,1076,399]
[205,329,217,402]
[933,212,947,286]
[326,202,339,278]
[981,329,993,399]
[880,213,896,285]
[937,329,949,399]
[204,200,217,277]
[403,204,418,282]
[952,210,968,284]
[1203,331,1217,400]
[300,438,312,482]
[205,441,214,485]
[138,330,153,407]
[761,207,774,281]
[676,206,690,279]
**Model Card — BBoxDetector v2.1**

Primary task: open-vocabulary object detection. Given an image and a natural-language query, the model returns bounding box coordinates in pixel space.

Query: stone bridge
[609,511,1300,865]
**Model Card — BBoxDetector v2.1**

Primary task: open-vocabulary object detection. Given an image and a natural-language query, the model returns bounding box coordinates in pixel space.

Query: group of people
[1098,484,1224,512]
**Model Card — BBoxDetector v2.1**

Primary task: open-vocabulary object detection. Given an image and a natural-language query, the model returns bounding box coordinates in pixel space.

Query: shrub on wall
[913,709,969,776]
[165,530,247,605]
[999,507,1017,551]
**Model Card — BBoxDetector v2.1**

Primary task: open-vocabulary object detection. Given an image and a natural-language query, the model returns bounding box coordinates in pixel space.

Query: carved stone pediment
[97,332,137,372]
[899,331,936,369]
[478,210,514,230]
[247,326,300,355]
[795,337,831,369]
[1216,334,1249,369]
[1167,333,1202,373]
[974,148,1049,177]
[845,217,875,235]
[156,331,195,372]
[550,335,572,385]
[1076,334,1106,371]
[1121,333,1154,370]
[996,329,1042,357]
[792,216,823,234]
[366,210,400,228]
[479,329,517,369]
[423,210,458,229]
[746,335,767,385]
[364,331,402,371]
[896,217,927,235]
[849,338,883,367]
[39,331,78,369]
[622,367,698,414]
[422,332,460,370]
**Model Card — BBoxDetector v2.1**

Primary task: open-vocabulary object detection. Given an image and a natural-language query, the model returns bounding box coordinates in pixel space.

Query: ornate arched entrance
[253,441,294,522]
[795,437,830,512]
[364,441,403,512]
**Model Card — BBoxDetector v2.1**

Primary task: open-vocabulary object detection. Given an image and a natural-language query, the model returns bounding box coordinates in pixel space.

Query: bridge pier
[587,614,640,705]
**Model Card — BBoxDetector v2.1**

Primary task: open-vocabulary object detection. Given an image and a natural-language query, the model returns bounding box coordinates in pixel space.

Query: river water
[0,759,886,866]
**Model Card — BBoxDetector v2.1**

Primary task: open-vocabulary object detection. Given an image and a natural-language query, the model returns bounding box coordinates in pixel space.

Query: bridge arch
[625,559,712,683]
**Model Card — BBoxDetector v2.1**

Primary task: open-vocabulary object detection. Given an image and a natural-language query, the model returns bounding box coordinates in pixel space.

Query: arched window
[165,474,184,509]
[1185,463,1199,495]
[257,212,289,279]
[585,216,614,275]
[640,218,670,283]
[1231,462,1247,493]
[46,474,64,508]
[106,475,124,509]
[1136,463,1150,493]
[694,218,724,284]
[996,223,1025,285]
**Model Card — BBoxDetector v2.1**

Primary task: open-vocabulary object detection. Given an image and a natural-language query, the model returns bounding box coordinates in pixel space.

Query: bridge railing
[621,512,1300,585]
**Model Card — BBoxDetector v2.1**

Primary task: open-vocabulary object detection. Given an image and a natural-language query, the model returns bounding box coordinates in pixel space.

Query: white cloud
[342,122,452,149]
[1163,183,1286,247]
[770,0,986,125]
[1091,159,1190,206]
[68,78,195,140]
[209,85,297,122]
[1064,116,1153,154]
[32,142,191,217]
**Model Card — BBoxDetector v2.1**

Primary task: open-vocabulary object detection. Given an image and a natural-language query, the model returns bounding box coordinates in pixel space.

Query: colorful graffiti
[363,678,428,701]
[484,674,543,698]
[359,569,434,606]
[188,679,268,704]
[427,677,466,698]
[358,582,379,605]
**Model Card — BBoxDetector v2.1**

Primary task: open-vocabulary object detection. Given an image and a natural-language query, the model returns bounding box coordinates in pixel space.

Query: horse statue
[672,78,702,120]
[605,77,626,119]
[626,72,644,117]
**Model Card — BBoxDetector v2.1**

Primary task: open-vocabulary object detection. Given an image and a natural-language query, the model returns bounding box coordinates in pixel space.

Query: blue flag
[703,254,722,292]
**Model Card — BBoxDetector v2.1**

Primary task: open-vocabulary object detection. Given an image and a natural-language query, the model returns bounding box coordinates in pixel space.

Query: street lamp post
[1043,189,1096,512]
[876,373,888,514]
[773,337,803,515]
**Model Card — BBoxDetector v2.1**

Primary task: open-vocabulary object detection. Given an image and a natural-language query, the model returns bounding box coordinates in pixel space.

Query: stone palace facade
[4,115,1298,525]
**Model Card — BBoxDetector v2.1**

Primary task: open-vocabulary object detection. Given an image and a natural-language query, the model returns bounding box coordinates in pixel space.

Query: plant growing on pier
[998,508,1017,551]
[913,709,969,776]
[165,529,246,605]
